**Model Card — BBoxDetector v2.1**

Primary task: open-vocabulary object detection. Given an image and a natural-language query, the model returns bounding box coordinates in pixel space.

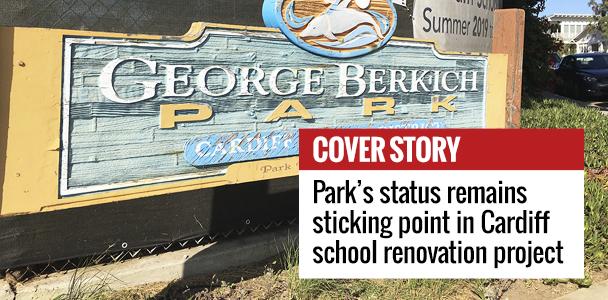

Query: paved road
[544,92,608,115]
[555,280,608,300]
[573,99,608,115]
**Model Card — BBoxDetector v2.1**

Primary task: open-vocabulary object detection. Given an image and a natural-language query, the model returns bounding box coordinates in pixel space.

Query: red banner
[299,129,584,171]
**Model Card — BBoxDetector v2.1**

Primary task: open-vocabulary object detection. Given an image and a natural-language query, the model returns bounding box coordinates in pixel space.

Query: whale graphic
[299,6,386,41]
[262,0,398,58]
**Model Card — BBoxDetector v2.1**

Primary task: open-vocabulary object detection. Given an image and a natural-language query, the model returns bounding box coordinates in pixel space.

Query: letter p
[160,103,213,129]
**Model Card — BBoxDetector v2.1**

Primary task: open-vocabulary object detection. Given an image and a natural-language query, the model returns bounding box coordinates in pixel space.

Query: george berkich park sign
[54,0,503,197]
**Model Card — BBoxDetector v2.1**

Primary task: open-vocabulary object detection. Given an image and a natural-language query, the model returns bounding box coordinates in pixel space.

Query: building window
[570,25,576,37]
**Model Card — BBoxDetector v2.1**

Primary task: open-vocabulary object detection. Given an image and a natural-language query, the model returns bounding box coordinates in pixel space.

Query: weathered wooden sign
[59,21,504,197]
[0,0,515,273]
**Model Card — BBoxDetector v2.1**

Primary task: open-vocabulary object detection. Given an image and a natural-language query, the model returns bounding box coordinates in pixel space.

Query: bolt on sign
[0,0,507,214]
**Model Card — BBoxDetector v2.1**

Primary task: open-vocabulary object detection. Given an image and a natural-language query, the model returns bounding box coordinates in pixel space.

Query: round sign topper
[263,0,398,58]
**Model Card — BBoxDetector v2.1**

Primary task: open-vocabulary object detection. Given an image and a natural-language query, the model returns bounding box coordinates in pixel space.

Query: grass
[522,98,608,272]
[53,266,114,300]
[521,98,608,170]
[52,252,120,300]
[583,175,608,271]
[280,237,471,300]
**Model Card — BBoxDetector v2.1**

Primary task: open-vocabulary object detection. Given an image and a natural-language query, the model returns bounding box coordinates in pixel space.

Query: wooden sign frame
[0,22,508,216]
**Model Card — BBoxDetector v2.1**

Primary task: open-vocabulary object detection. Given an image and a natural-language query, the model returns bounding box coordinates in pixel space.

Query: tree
[589,1,608,34]
[589,0,608,51]
[502,0,562,95]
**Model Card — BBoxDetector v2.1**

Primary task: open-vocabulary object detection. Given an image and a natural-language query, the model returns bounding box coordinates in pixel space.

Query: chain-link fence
[4,217,297,283]
[1,0,414,36]
[1,0,265,35]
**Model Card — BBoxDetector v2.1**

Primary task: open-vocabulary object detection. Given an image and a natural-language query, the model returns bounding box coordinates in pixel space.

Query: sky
[542,0,593,16]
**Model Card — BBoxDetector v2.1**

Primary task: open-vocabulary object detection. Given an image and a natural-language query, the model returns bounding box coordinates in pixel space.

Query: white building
[573,27,606,53]
[548,14,600,54]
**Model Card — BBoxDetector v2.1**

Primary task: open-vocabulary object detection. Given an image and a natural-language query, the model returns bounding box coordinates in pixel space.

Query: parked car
[555,53,608,100]
[548,53,562,70]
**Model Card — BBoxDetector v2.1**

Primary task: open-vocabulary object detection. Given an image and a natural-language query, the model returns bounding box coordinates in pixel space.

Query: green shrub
[521,98,608,170]
[278,98,608,298]
[522,98,608,270]
[584,177,608,270]
[503,1,562,95]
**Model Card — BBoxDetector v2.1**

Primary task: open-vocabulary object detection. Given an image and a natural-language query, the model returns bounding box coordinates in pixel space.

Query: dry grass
[53,266,115,300]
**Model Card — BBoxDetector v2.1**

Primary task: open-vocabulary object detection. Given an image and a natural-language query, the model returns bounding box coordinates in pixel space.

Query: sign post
[492,9,525,128]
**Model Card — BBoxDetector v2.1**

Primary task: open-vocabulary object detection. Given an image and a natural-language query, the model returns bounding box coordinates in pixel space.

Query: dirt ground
[105,260,608,300]
[501,269,608,300]
[107,259,290,300]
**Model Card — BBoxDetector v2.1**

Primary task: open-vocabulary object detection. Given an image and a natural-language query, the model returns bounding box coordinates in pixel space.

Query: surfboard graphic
[263,0,398,58]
